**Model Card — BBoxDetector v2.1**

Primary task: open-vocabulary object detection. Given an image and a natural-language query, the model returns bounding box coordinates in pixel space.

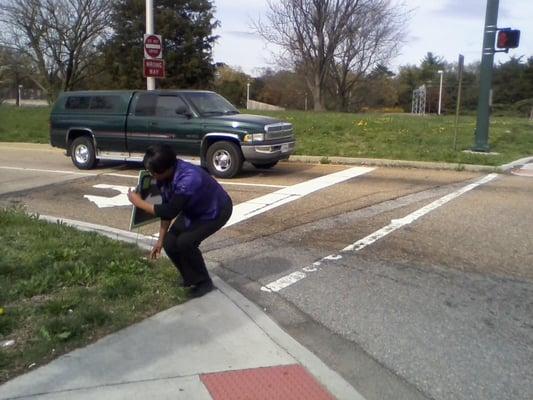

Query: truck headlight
[243,133,265,142]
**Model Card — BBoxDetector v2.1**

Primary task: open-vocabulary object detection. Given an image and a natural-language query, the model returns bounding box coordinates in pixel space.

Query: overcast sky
[211,0,533,76]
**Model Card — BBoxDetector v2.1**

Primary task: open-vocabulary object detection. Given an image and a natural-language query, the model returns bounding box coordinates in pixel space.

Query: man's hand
[150,241,163,260]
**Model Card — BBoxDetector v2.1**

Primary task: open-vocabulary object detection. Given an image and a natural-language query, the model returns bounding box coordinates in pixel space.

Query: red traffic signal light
[497,29,520,49]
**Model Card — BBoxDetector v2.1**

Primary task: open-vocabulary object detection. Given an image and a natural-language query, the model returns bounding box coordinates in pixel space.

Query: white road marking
[84,184,132,208]
[261,173,499,293]
[511,163,533,177]
[1,166,288,189]
[224,166,375,227]
[218,181,288,188]
[101,174,288,189]
[0,166,94,176]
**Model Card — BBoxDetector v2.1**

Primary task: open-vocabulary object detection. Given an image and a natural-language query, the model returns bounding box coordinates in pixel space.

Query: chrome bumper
[241,141,295,162]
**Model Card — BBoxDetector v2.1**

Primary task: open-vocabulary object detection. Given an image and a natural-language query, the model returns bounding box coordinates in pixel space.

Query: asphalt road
[1,143,532,400]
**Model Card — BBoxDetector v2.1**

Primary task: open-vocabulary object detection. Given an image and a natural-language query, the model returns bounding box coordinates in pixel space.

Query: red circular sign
[144,35,162,58]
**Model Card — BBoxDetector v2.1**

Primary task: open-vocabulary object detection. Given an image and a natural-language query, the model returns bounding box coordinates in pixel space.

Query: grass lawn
[0,208,187,384]
[1,104,531,166]
[253,110,533,166]
[0,105,51,143]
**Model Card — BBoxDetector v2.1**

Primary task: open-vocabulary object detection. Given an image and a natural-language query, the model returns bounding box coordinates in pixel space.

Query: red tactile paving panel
[200,364,336,400]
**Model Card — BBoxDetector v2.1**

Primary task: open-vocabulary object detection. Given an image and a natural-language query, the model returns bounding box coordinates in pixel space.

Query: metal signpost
[454,55,465,150]
[144,0,165,90]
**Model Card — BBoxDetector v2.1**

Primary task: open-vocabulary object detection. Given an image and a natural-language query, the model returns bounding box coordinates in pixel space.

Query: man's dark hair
[143,144,177,174]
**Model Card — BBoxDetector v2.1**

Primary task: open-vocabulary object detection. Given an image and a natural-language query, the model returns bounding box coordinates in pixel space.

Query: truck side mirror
[175,105,192,118]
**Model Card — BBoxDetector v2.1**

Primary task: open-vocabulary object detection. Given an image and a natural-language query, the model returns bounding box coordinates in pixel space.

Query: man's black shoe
[190,280,215,298]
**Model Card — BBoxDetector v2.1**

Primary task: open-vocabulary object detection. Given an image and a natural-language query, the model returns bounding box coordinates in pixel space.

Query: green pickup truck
[50,90,295,178]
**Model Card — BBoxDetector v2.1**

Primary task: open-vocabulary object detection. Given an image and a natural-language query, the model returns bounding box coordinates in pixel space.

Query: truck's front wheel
[206,141,243,178]
[70,136,97,169]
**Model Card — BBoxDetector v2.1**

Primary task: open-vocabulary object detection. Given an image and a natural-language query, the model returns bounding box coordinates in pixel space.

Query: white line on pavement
[261,173,499,293]
[224,166,375,228]
[0,166,94,176]
[98,174,288,188]
[218,181,288,188]
[0,166,288,188]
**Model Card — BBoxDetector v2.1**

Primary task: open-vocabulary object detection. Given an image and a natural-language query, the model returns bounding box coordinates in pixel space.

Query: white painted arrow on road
[84,184,132,208]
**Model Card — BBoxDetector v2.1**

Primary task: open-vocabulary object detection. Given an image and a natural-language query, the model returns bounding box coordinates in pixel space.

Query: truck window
[65,96,90,110]
[185,92,238,116]
[89,96,121,112]
[134,94,157,116]
[156,95,188,117]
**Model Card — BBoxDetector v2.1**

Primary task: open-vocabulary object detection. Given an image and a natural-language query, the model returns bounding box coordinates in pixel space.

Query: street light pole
[437,70,444,115]
[473,0,499,151]
[146,0,155,91]
[246,82,250,109]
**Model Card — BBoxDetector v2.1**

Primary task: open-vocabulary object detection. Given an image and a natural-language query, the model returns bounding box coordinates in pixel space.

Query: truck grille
[265,123,293,140]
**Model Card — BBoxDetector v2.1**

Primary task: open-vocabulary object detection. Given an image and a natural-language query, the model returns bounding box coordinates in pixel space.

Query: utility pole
[246,82,250,109]
[473,0,499,152]
[146,0,155,91]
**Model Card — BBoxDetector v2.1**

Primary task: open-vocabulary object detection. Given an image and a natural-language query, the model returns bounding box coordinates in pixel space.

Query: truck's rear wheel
[70,136,97,169]
[206,141,243,178]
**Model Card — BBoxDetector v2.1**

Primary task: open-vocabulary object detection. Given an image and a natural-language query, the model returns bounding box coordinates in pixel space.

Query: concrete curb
[38,214,365,400]
[2,142,530,173]
[499,156,533,172]
[287,155,503,173]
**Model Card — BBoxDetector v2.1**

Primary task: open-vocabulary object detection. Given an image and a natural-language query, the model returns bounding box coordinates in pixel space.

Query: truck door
[126,93,201,156]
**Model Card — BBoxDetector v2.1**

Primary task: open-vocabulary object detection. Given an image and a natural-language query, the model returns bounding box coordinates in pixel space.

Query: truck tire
[206,141,243,178]
[70,136,97,169]
[252,161,278,169]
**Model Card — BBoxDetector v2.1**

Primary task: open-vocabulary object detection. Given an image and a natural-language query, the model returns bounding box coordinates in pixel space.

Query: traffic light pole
[473,0,499,152]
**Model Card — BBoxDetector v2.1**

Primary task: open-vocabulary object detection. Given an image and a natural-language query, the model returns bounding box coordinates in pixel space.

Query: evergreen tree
[492,56,526,105]
[101,0,219,89]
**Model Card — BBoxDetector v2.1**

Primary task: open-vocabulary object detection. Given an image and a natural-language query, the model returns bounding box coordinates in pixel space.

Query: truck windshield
[185,92,239,117]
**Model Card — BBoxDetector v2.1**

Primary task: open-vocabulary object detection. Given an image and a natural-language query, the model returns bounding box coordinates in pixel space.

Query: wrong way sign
[144,34,162,59]
[143,59,165,78]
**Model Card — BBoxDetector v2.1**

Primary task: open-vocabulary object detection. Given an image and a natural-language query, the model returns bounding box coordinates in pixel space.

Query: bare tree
[255,0,407,111]
[255,0,363,111]
[0,0,112,100]
[329,0,407,111]
[0,45,28,106]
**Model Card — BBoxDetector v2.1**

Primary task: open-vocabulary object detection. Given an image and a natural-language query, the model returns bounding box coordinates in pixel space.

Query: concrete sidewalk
[0,274,364,400]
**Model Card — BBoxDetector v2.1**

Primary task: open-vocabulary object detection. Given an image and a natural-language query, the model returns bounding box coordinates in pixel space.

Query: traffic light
[496,29,520,49]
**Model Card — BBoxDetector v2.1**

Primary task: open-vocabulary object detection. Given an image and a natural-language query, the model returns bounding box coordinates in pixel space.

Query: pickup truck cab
[50,90,295,178]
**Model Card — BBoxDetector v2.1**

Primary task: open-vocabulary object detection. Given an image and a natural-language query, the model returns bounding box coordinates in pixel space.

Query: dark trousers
[163,199,232,286]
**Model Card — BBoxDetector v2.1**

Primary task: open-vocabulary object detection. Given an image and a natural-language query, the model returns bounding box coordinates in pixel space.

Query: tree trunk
[311,73,325,111]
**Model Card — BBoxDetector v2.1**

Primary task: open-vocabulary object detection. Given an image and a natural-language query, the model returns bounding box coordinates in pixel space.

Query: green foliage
[96,0,219,90]
[493,57,533,108]
[0,208,187,383]
[214,66,249,107]
[254,69,310,110]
